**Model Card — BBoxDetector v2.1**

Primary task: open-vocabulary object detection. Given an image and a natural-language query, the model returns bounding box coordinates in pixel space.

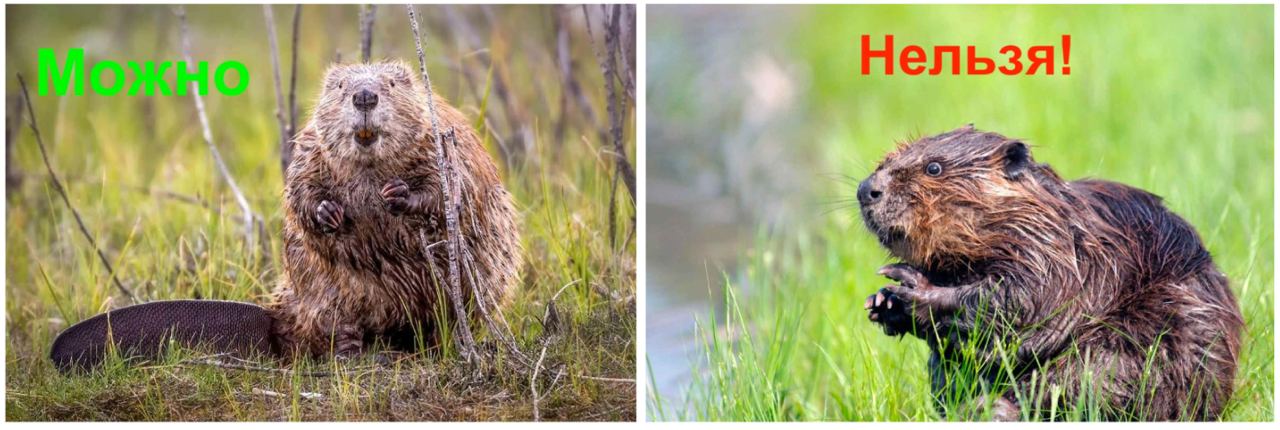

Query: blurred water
[645,5,814,413]
[646,179,753,408]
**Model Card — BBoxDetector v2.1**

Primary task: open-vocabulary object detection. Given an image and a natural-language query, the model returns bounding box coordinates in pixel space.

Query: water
[645,183,750,410]
[645,6,811,415]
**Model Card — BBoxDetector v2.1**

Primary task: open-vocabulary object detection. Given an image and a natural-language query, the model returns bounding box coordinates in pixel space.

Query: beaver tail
[50,300,278,373]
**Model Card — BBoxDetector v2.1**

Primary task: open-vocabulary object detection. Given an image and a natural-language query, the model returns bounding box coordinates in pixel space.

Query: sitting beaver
[858,125,1242,421]
[50,61,521,370]
[269,60,522,357]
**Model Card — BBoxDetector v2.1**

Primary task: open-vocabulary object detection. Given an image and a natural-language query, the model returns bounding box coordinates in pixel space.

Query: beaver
[267,60,522,357]
[50,60,521,369]
[858,125,1242,421]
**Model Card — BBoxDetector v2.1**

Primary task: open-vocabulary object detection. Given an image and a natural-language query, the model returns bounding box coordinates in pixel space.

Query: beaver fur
[268,60,522,357]
[858,125,1242,420]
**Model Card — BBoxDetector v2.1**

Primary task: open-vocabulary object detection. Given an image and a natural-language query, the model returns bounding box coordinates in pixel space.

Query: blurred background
[6,4,636,421]
[647,4,1273,420]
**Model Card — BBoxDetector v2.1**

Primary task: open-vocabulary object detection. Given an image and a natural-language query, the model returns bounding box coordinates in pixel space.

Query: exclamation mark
[1062,35,1072,75]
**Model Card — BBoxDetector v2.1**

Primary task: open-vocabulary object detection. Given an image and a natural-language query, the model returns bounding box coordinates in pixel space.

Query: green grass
[647,4,1272,421]
[6,5,634,421]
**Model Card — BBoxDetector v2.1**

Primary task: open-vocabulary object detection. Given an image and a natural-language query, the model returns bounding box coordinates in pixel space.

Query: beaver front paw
[866,288,913,336]
[877,263,961,317]
[381,179,412,215]
[316,200,345,233]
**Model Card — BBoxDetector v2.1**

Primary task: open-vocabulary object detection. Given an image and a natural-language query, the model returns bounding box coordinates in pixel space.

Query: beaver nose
[353,89,378,112]
[857,178,883,206]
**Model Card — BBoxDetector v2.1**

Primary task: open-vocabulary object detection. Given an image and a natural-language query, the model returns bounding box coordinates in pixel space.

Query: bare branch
[407,4,476,362]
[16,74,138,304]
[6,95,25,193]
[583,5,636,203]
[531,344,548,421]
[176,5,258,250]
[620,5,636,102]
[168,354,357,377]
[288,5,301,150]
[360,5,376,63]
[263,5,290,175]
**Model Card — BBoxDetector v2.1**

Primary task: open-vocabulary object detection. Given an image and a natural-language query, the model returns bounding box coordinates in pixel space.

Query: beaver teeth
[354,127,377,145]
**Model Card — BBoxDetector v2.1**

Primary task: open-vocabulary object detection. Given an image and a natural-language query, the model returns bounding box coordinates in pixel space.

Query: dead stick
[286,4,301,168]
[531,344,548,421]
[177,6,258,250]
[583,5,636,202]
[554,369,635,384]
[620,5,636,103]
[602,5,635,200]
[263,5,290,175]
[407,4,477,362]
[360,5,376,63]
[461,245,527,365]
[168,355,344,377]
[7,94,26,192]
[16,75,138,304]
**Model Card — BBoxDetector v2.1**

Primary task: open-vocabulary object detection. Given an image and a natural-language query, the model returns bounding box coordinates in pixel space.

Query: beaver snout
[857,177,883,206]
[353,89,378,112]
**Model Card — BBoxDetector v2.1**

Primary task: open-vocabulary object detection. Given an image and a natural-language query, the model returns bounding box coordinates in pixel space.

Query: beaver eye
[925,162,943,177]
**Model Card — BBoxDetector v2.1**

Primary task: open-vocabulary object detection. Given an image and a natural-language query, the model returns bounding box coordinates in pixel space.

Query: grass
[5,5,635,421]
[646,4,1272,421]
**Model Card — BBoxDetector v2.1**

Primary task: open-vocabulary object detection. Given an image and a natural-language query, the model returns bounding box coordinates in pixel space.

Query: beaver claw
[334,322,364,359]
[878,263,932,290]
[381,179,412,215]
[866,287,912,336]
[316,200,344,233]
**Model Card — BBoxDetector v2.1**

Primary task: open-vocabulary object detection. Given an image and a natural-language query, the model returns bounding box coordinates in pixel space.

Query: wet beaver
[269,60,522,357]
[858,125,1242,420]
[50,61,521,370]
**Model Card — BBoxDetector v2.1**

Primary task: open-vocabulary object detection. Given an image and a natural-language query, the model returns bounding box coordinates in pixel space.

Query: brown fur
[859,125,1242,420]
[267,61,522,358]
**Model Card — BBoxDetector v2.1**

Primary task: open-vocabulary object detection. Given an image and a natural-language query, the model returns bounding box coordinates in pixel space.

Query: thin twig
[264,5,290,175]
[602,5,636,201]
[531,345,548,421]
[360,4,376,63]
[584,5,636,253]
[176,6,258,251]
[16,75,138,303]
[460,244,527,365]
[554,369,635,384]
[168,354,353,377]
[407,4,476,362]
[526,277,631,419]
[6,94,25,192]
[583,5,635,204]
[287,4,301,162]
[620,5,636,103]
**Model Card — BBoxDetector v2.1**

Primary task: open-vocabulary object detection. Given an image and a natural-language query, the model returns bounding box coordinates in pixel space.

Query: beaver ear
[1002,140,1032,179]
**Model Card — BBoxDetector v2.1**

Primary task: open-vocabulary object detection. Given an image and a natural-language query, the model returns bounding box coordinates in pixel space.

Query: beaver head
[857,125,1070,271]
[310,60,428,166]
